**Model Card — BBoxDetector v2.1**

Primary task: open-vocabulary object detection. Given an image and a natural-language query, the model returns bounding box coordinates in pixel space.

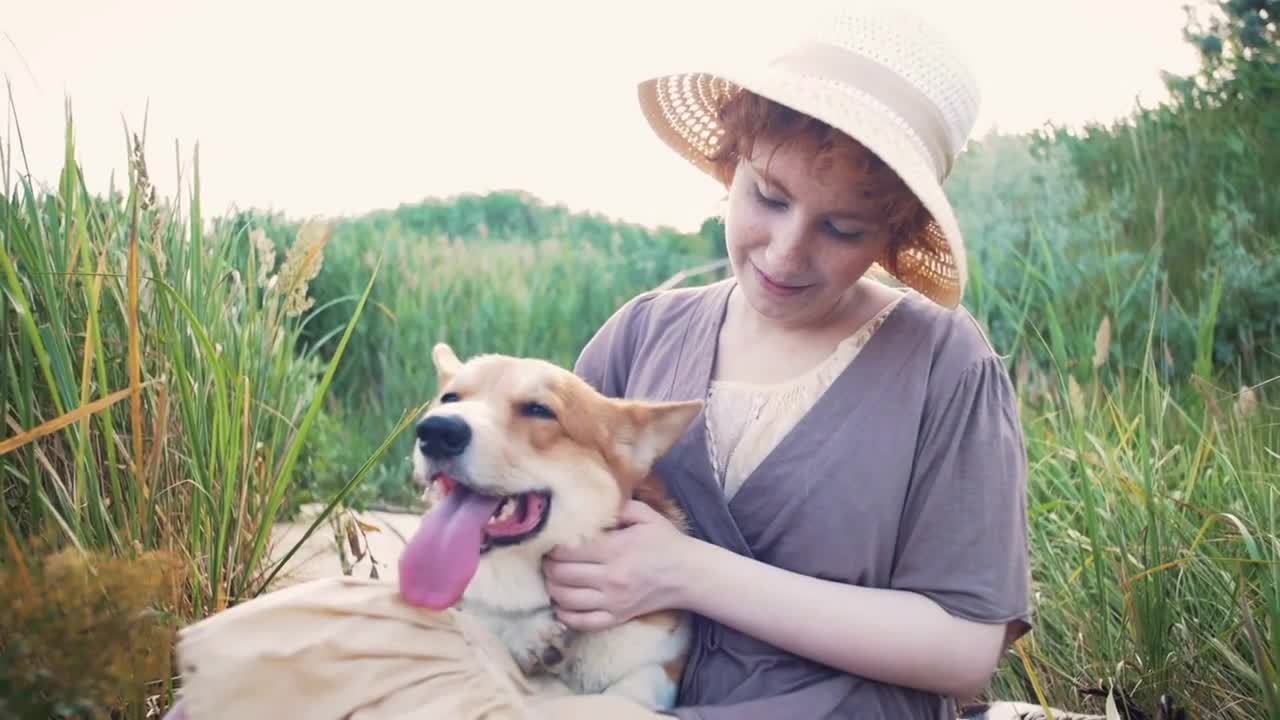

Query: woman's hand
[542,499,698,632]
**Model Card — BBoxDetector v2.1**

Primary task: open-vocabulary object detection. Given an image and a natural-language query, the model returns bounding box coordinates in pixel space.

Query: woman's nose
[764,220,809,274]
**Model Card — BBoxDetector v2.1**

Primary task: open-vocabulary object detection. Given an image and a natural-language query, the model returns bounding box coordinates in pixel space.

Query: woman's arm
[543,501,1010,702]
[672,532,1011,701]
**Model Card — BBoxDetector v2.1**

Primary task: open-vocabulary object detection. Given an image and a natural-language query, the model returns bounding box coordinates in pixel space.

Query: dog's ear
[612,399,703,473]
[432,342,463,386]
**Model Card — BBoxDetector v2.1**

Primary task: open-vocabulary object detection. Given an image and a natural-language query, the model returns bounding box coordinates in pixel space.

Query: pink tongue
[398,485,503,610]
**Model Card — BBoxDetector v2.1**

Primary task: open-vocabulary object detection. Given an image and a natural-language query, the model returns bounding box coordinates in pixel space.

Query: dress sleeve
[572,291,654,399]
[890,353,1034,641]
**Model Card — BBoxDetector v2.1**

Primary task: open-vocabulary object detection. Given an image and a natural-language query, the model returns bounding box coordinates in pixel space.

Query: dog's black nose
[416,415,471,458]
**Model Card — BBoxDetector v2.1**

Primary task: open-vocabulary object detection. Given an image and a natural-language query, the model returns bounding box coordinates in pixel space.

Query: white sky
[4,0,1203,232]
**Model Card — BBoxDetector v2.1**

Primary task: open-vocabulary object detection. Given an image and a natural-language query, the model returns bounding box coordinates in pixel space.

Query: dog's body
[397,343,700,711]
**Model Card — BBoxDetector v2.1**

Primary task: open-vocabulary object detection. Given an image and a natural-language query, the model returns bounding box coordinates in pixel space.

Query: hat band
[768,42,955,179]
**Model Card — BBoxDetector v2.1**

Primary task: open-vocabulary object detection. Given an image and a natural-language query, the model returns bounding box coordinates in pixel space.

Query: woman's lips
[752,262,811,297]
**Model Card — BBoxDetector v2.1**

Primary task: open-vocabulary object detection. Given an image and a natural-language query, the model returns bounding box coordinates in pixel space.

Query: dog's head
[397,342,702,610]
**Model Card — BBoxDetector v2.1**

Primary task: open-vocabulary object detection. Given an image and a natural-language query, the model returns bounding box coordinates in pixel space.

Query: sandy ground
[264,503,424,589]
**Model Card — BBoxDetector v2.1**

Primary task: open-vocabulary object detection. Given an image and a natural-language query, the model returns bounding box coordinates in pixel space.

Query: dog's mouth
[398,471,552,611]
[430,473,552,549]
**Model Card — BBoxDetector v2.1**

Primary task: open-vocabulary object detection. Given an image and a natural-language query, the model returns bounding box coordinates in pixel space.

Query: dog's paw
[515,646,544,676]
[539,621,577,670]
[514,619,576,676]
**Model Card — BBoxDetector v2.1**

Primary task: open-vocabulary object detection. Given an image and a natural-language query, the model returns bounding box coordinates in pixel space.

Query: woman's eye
[827,223,865,240]
[754,184,786,208]
[440,392,460,403]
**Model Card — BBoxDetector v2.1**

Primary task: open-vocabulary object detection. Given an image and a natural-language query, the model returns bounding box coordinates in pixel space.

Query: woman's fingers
[554,608,617,632]
[618,499,664,526]
[546,584,606,612]
[543,557,604,589]
[545,539,609,564]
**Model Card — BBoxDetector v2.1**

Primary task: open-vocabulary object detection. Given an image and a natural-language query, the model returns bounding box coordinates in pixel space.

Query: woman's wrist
[667,534,728,613]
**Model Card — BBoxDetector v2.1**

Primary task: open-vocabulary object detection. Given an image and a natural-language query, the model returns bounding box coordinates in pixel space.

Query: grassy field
[0,108,393,718]
[2,8,1278,718]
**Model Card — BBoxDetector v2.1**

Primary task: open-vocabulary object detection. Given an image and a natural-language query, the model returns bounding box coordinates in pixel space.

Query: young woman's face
[723,137,895,331]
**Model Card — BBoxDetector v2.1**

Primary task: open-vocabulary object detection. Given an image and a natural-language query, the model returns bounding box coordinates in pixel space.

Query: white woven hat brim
[638,59,969,309]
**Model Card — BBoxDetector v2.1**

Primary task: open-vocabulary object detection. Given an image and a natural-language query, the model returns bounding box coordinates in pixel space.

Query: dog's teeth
[491,498,516,523]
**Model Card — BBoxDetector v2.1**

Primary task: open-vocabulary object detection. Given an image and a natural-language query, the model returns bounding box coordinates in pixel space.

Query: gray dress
[573,278,1034,720]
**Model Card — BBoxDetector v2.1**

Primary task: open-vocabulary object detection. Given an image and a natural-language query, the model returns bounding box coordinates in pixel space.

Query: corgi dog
[397,342,701,711]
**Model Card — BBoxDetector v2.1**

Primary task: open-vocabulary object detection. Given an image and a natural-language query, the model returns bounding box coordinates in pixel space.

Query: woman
[163,4,1033,719]
[541,8,1032,717]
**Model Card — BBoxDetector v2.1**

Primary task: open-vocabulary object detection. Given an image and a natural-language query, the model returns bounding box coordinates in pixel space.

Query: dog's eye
[519,401,556,420]
[440,392,460,403]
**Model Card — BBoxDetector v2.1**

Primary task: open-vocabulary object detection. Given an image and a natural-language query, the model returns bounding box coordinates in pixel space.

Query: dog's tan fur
[408,342,700,710]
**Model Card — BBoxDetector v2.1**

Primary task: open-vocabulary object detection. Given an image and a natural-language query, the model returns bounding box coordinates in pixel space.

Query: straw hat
[637,2,981,308]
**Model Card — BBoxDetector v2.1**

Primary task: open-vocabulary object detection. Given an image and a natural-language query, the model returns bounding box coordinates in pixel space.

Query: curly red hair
[705,89,933,275]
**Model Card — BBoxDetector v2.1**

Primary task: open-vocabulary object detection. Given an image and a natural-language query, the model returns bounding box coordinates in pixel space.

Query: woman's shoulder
[573,278,730,395]
[890,289,1006,371]
[596,278,730,349]
[625,277,730,323]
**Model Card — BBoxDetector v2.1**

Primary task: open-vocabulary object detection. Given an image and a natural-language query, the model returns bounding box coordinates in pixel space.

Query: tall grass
[977,17,1280,711]
[953,130,1278,719]
[1032,0,1280,382]
[970,231,1278,718]
[0,99,393,717]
